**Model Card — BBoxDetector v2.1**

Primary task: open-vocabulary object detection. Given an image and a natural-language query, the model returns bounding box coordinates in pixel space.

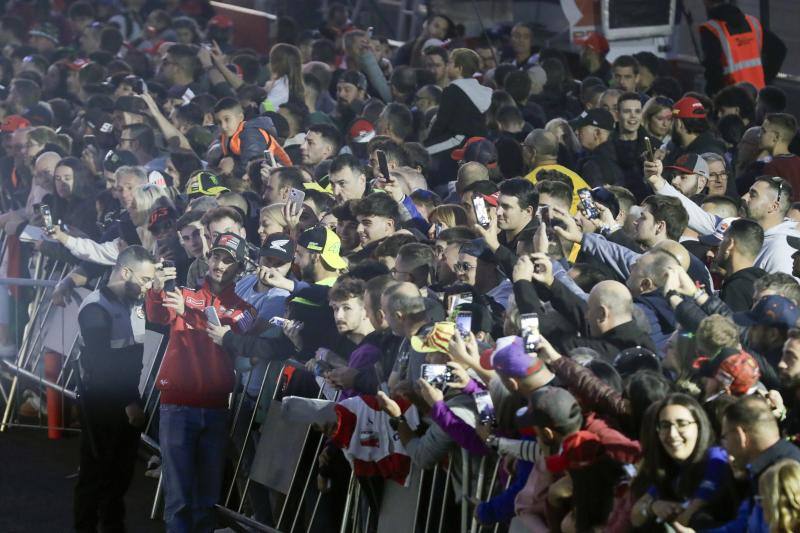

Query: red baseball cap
[481,192,499,207]
[0,115,31,132]
[348,118,375,143]
[208,15,234,29]
[545,430,603,473]
[673,96,707,119]
[580,32,609,56]
[64,58,90,71]
[715,351,760,395]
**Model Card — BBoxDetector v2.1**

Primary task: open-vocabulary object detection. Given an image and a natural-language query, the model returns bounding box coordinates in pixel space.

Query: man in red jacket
[146,232,256,533]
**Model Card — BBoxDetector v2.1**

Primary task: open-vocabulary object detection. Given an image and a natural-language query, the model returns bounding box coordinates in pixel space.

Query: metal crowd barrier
[0,240,522,532]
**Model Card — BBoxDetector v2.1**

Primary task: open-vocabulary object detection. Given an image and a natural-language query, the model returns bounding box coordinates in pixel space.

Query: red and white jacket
[330,395,420,486]
[146,280,256,408]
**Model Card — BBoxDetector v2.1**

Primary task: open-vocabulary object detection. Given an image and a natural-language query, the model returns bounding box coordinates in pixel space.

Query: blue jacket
[476,445,534,525]
[703,439,800,533]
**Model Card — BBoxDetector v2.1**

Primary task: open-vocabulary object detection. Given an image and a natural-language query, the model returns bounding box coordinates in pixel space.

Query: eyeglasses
[708,172,727,181]
[656,419,697,434]
[390,267,413,277]
[126,268,154,289]
[454,262,476,272]
[769,176,786,203]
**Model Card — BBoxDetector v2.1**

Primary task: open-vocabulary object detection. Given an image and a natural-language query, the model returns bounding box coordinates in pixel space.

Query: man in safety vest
[700,0,785,96]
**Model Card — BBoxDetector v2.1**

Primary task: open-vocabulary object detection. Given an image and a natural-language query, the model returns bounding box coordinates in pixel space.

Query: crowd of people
[3,0,800,531]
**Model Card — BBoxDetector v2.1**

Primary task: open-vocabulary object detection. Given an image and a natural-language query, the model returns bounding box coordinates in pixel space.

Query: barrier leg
[44,350,63,439]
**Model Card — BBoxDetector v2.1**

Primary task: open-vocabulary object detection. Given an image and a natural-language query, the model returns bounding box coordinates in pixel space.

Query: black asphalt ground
[0,426,165,533]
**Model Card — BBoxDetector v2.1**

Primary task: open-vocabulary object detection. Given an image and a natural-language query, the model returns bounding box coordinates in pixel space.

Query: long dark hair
[571,458,626,531]
[636,393,713,500]
[269,43,305,106]
[55,156,95,201]
[624,370,672,438]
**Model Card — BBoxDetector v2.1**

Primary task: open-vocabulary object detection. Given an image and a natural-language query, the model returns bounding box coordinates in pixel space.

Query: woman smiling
[631,394,737,529]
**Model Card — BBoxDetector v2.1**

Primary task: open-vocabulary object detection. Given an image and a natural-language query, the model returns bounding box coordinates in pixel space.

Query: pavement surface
[0,426,165,532]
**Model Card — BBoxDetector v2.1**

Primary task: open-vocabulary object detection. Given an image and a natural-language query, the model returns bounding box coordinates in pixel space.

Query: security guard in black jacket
[73,246,157,533]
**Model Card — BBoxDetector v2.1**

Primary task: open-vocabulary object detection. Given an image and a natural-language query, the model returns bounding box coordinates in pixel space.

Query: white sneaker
[144,466,161,479]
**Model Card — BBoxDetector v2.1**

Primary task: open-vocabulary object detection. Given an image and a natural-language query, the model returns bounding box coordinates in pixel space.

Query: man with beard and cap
[665,97,725,165]
[73,246,157,533]
[332,70,368,132]
[146,232,257,533]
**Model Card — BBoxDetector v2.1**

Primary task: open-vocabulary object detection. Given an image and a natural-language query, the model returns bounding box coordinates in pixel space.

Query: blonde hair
[260,203,289,230]
[28,126,72,154]
[429,204,468,228]
[130,184,170,227]
[759,459,800,533]
[695,314,740,357]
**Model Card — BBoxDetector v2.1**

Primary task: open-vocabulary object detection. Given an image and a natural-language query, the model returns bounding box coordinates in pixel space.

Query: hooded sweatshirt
[425,77,493,155]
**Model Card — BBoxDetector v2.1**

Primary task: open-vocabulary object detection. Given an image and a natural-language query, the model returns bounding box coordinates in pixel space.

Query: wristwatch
[389,414,406,431]
[665,290,682,300]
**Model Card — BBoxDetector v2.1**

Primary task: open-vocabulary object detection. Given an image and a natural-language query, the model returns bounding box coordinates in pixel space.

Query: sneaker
[144,466,161,479]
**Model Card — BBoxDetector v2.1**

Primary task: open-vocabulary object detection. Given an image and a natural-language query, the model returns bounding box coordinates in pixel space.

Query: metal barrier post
[470,456,487,533]
[1,261,68,431]
[224,362,272,507]
[338,472,357,533]
[43,350,63,439]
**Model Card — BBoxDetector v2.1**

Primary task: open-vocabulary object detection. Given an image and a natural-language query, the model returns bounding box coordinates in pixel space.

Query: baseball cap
[579,32,610,56]
[673,96,707,119]
[348,118,376,144]
[338,70,368,92]
[451,137,498,168]
[210,232,248,264]
[260,233,295,264]
[411,321,457,354]
[147,206,177,231]
[545,430,604,473]
[481,191,499,207]
[64,58,90,71]
[115,95,148,115]
[733,295,800,329]
[103,150,138,173]
[570,109,615,131]
[0,115,31,132]
[185,170,230,197]
[85,108,114,133]
[281,396,337,426]
[515,386,582,433]
[460,238,496,263]
[208,15,234,29]
[664,153,709,178]
[481,336,546,378]
[714,351,760,395]
[297,226,347,270]
[613,346,660,378]
[698,216,739,246]
[23,103,53,127]
[29,23,59,43]
[590,187,620,219]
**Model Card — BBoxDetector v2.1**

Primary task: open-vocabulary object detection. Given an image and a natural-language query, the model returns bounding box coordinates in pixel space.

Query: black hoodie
[701,3,787,95]
[577,140,625,188]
